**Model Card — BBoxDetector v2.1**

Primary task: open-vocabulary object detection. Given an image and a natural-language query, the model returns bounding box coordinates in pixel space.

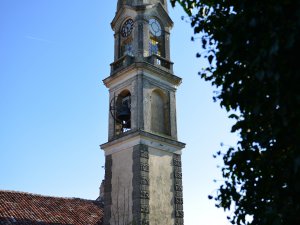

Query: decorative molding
[175,210,184,218]
[140,190,150,199]
[175,204,183,210]
[101,129,185,155]
[140,162,149,172]
[174,170,182,179]
[175,191,183,198]
[103,60,182,89]
[140,176,149,185]
[175,197,183,205]
[173,153,184,224]
[175,184,183,191]
[140,150,149,159]
[132,144,150,224]
[140,204,150,213]
[175,218,184,225]
[173,158,182,167]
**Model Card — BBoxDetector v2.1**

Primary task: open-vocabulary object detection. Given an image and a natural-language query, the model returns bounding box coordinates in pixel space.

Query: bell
[117,105,130,121]
[122,120,131,129]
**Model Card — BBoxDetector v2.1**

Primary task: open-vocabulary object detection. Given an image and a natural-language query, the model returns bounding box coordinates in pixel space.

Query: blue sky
[0,1,238,224]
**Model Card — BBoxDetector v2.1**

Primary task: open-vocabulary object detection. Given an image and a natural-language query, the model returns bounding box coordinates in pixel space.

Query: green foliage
[170,0,300,224]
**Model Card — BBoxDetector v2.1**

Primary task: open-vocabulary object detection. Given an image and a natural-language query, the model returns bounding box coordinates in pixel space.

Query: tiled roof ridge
[0,189,98,202]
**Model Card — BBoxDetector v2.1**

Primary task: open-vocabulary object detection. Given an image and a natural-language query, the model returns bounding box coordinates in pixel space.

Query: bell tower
[101,1,185,224]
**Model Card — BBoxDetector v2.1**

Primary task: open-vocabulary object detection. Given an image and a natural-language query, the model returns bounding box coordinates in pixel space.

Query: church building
[0,1,185,225]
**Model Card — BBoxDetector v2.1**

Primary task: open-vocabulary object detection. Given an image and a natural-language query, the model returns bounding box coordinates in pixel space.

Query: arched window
[151,89,169,135]
[120,38,133,57]
[114,90,131,135]
[148,18,165,57]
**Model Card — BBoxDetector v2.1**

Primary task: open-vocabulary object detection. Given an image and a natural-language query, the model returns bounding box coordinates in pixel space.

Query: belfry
[101,1,185,224]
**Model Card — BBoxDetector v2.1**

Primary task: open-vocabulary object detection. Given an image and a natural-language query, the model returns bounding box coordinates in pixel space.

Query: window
[121,39,133,56]
[148,18,164,57]
[149,36,161,56]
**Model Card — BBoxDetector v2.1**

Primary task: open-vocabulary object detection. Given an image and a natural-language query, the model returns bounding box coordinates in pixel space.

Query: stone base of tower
[101,130,185,225]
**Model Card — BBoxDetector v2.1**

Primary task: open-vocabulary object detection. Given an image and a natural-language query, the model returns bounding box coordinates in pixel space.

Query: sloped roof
[0,190,103,225]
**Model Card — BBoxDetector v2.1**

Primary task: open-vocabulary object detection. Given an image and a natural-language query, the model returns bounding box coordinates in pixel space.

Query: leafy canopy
[170,0,300,224]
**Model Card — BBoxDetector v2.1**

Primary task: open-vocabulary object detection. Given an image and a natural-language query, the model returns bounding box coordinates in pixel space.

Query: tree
[170,0,300,224]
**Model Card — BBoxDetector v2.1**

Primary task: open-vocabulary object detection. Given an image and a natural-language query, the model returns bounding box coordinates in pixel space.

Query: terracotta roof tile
[0,190,103,225]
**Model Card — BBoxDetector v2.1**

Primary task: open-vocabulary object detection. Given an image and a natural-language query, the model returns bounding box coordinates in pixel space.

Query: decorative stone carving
[140,150,149,159]
[140,176,149,185]
[141,204,150,213]
[141,219,150,225]
[173,153,184,224]
[175,184,183,191]
[132,144,150,225]
[173,158,182,167]
[140,190,150,199]
[140,157,149,164]
[174,171,182,179]
[175,210,184,218]
[175,197,183,205]
[175,204,183,210]
[175,218,184,225]
[175,191,183,198]
[140,162,149,172]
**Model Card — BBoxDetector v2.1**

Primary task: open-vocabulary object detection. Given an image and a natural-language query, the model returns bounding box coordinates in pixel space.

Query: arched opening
[148,18,165,57]
[114,90,131,135]
[151,89,170,135]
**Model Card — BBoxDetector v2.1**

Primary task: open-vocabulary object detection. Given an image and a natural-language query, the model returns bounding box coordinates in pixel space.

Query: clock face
[149,18,162,37]
[121,19,134,37]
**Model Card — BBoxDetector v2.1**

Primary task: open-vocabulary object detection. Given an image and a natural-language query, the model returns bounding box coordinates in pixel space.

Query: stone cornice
[100,130,185,155]
[103,61,182,89]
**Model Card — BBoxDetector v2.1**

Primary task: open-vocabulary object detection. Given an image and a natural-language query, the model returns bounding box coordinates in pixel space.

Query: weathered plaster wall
[149,147,174,225]
[143,78,174,138]
[110,148,133,225]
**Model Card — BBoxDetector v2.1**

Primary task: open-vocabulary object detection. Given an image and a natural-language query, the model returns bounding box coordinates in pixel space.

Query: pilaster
[132,144,150,225]
[173,154,184,225]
